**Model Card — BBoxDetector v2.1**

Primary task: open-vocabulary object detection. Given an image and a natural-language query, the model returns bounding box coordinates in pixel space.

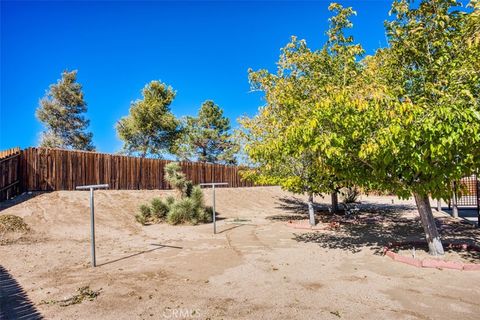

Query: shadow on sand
[97,244,183,267]
[0,265,43,319]
[273,196,480,257]
[270,196,416,221]
[0,192,47,212]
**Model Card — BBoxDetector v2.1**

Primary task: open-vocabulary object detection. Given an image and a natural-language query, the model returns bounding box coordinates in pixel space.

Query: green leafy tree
[305,0,479,255]
[240,3,363,224]
[241,0,479,255]
[354,0,480,255]
[36,70,94,150]
[175,100,239,164]
[116,81,180,157]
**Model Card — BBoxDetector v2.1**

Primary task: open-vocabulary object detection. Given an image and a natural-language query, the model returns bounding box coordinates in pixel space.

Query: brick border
[384,241,480,271]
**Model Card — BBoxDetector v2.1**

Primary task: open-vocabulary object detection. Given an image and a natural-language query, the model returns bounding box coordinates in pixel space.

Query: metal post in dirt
[213,183,216,234]
[76,184,109,267]
[199,182,228,234]
[90,188,95,266]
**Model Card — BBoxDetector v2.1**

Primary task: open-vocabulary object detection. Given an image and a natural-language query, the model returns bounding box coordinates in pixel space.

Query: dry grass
[0,214,30,233]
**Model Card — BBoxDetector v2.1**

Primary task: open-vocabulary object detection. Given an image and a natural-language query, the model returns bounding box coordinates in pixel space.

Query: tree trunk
[413,193,444,256]
[331,191,338,214]
[452,181,459,218]
[307,193,315,226]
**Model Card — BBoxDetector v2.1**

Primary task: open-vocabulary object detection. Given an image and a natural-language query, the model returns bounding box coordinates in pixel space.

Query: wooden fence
[0,148,21,201]
[3,147,253,197]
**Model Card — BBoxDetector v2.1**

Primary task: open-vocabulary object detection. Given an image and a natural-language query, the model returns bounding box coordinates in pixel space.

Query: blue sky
[1,0,392,153]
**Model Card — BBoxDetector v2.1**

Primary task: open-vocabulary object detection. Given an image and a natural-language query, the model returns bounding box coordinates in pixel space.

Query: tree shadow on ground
[270,196,416,221]
[293,213,425,255]
[273,196,480,259]
[0,264,43,319]
[269,196,336,221]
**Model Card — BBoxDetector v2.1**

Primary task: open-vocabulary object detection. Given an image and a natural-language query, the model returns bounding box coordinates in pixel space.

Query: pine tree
[176,100,238,164]
[36,70,94,150]
[116,81,181,158]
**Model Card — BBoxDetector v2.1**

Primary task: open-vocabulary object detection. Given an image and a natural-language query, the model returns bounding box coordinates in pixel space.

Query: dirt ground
[1,186,479,320]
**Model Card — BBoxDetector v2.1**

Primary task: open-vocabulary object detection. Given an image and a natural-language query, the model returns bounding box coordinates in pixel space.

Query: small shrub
[340,187,360,204]
[136,204,151,225]
[151,198,169,219]
[168,198,195,225]
[135,214,147,225]
[197,207,213,223]
[165,162,189,198]
[135,164,211,226]
[184,181,193,197]
[165,196,176,206]
[190,185,204,208]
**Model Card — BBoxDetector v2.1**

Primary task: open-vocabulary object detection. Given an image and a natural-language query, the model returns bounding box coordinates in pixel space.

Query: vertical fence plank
[0,148,21,201]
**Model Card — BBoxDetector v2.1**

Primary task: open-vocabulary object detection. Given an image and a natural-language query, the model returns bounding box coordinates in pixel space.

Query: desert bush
[164,162,193,198]
[166,196,212,225]
[340,187,360,204]
[167,198,195,225]
[151,198,169,220]
[197,206,213,223]
[165,196,176,206]
[190,185,204,208]
[135,204,151,225]
[136,162,211,226]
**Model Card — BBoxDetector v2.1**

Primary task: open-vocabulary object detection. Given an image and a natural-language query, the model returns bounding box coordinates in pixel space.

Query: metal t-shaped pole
[76,184,109,267]
[199,182,228,234]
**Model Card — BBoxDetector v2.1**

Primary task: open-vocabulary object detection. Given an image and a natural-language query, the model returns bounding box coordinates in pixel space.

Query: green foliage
[167,198,195,225]
[239,3,363,197]
[240,1,479,254]
[151,198,169,219]
[135,204,151,225]
[136,165,212,226]
[165,196,176,206]
[164,162,192,197]
[189,185,204,208]
[175,100,239,164]
[116,81,180,157]
[309,0,480,200]
[340,187,360,204]
[242,0,479,200]
[166,196,211,225]
[36,70,94,151]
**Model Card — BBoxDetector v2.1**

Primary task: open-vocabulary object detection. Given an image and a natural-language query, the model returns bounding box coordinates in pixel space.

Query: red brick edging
[384,241,480,271]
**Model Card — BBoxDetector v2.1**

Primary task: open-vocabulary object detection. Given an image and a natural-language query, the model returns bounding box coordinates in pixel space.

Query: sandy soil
[0,187,479,320]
